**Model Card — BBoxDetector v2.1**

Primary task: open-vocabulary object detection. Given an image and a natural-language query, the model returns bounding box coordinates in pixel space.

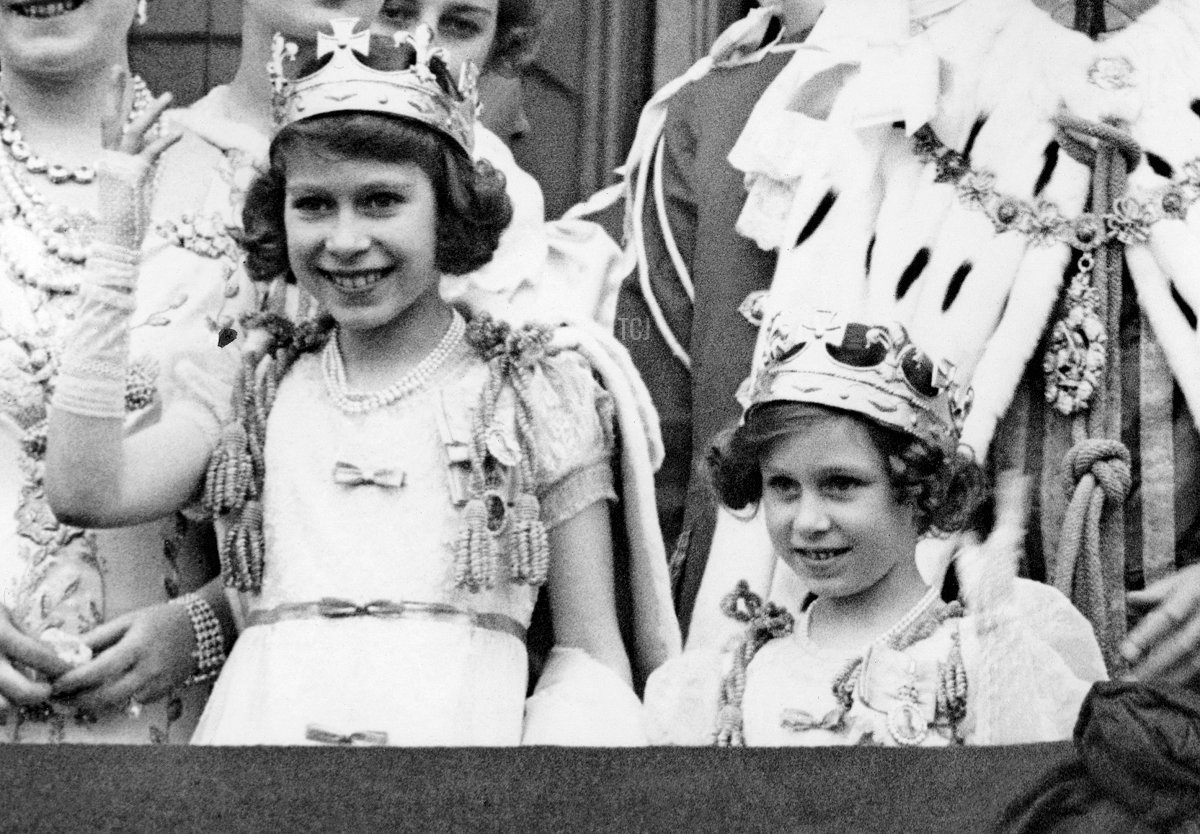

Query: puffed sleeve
[521,348,618,529]
[156,343,242,474]
[954,479,1108,744]
[959,582,1106,745]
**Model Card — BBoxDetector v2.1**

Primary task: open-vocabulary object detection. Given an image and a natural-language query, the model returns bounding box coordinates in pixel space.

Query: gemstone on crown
[268,18,478,156]
[748,309,973,453]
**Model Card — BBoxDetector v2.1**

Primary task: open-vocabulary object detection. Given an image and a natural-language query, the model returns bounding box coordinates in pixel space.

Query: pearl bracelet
[174,592,227,687]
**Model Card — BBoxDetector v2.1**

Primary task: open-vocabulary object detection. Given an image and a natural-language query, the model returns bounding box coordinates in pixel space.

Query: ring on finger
[125,699,142,719]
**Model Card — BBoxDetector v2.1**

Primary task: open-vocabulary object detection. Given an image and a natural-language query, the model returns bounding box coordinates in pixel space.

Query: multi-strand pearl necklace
[0,76,151,185]
[321,310,467,414]
[0,75,159,288]
[0,155,95,271]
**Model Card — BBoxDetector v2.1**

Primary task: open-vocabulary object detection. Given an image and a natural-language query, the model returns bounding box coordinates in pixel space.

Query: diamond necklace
[0,75,152,185]
[321,309,467,414]
[0,75,161,286]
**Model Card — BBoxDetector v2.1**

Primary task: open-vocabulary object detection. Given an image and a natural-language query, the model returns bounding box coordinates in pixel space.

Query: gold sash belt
[246,597,526,645]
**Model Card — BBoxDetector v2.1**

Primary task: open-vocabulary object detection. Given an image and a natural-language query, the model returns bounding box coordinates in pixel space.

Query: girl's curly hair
[241,112,513,283]
[707,402,988,536]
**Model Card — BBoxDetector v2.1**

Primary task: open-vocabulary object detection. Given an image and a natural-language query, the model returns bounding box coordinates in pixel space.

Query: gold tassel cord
[505,365,550,587]
[713,582,795,747]
[1049,112,1140,670]
[453,314,558,593]
[202,314,333,593]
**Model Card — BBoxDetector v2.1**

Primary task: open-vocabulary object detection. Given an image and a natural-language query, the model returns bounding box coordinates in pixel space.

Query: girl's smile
[284,148,442,341]
[760,413,923,606]
[321,268,390,292]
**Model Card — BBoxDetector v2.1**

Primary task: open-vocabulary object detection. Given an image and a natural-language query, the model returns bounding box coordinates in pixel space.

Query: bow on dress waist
[331,460,406,488]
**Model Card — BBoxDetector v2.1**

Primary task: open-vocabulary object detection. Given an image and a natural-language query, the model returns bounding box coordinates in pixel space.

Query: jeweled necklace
[0,154,94,272]
[813,583,943,651]
[820,585,965,744]
[0,75,151,185]
[322,309,467,414]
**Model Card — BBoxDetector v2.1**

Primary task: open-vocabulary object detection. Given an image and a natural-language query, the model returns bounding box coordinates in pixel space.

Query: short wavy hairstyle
[241,112,513,283]
[491,0,546,73]
[707,402,988,537]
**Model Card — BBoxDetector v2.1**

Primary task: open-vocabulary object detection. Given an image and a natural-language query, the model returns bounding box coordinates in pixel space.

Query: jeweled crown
[748,309,973,452]
[268,18,478,155]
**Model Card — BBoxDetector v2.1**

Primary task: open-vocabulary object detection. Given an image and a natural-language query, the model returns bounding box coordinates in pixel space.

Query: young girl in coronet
[46,20,674,745]
[644,311,1107,746]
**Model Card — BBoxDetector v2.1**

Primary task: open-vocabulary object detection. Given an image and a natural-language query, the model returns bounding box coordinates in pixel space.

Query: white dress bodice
[194,340,617,746]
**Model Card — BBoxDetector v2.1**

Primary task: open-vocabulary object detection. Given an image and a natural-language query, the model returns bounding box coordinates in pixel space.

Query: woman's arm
[45,69,214,528]
[523,499,643,744]
[47,405,217,529]
[547,500,633,686]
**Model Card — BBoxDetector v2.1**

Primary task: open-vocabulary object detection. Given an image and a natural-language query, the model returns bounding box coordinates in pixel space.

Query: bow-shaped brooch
[332,461,406,488]
[780,707,848,734]
[305,724,389,746]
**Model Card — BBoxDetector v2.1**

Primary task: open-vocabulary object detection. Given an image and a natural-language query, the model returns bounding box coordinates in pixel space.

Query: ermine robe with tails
[689,0,1200,664]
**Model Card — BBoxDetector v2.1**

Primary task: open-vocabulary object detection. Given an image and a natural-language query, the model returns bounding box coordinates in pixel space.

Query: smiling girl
[45,22,675,745]
[645,312,1107,746]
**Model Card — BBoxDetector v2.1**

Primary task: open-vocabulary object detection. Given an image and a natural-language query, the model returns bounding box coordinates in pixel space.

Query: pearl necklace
[0,76,151,185]
[0,76,163,288]
[873,584,942,645]
[322,310,467,414]
[0,155,94,269]
[809,583,941,648]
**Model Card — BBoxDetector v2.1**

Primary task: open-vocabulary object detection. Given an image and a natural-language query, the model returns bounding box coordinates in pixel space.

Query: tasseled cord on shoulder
[202,312,333,592]
[454,314,556,593]
[713,581,795,747]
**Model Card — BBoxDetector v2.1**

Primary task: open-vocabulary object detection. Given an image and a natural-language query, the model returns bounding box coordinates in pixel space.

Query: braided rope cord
[712,582,969,746]
[1050,105,1136,670]
[203,311,567,596]
[202,313,332,591]
[713,581,795,747]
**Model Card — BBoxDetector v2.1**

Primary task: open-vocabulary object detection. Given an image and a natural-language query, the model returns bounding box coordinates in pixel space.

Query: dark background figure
[997,681,1200,834]
[613,2,822,636]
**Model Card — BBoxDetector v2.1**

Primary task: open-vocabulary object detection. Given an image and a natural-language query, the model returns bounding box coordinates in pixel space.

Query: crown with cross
[268,18,478,155]
[748,308,973,452]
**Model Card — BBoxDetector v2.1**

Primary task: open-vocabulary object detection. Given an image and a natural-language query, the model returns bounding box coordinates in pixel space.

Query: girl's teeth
[329,270,383,290]
[803,550,846,562]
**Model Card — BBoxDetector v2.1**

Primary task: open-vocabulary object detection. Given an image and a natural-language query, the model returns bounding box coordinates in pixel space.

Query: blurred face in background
[478,70,529,146]
[375,0,499,79]
[241,0,386,40]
